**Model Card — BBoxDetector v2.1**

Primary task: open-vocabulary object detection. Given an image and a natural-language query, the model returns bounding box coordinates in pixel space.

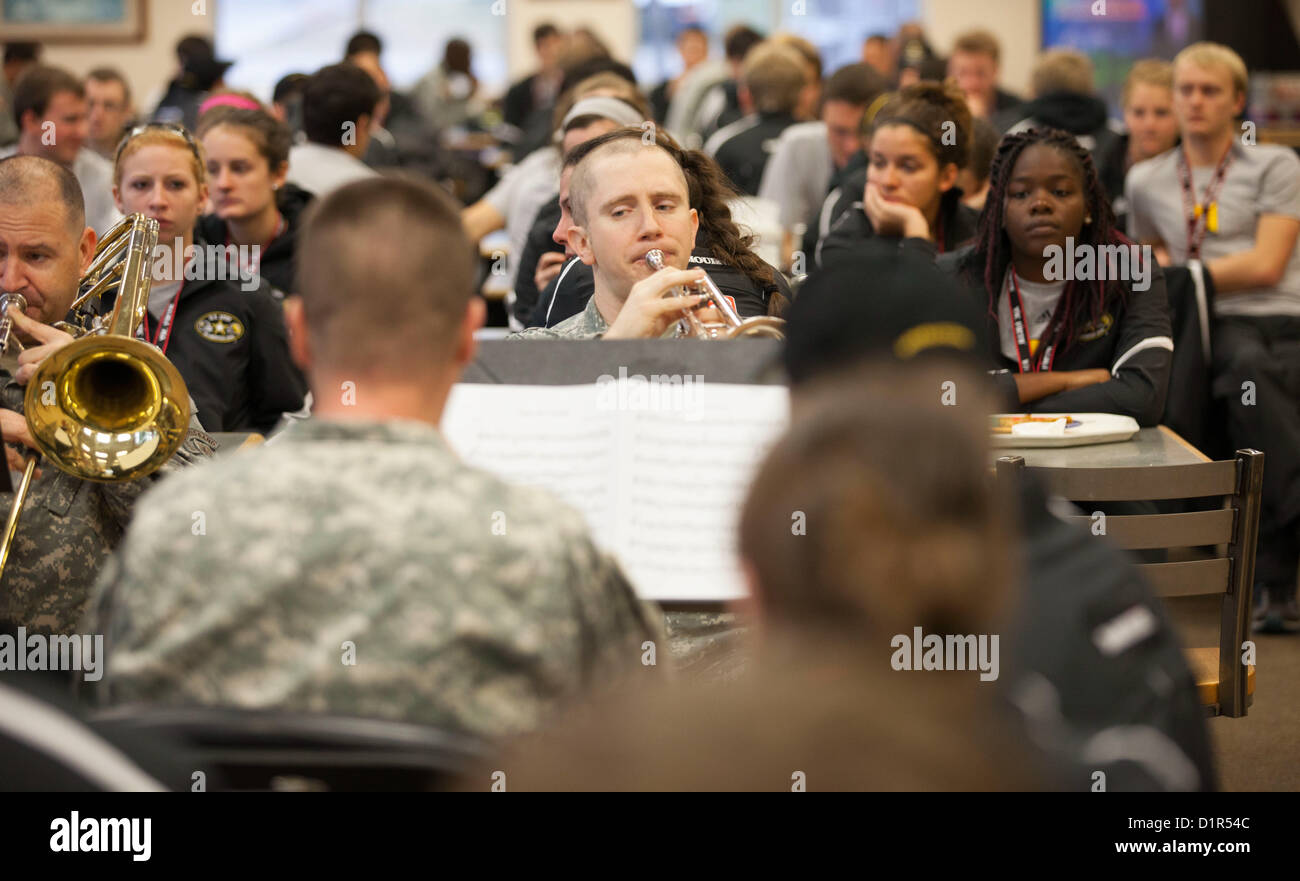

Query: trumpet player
[511,128,725,340]
[0,155,214,637]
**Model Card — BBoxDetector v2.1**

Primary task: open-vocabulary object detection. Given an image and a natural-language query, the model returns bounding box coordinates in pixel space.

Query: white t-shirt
[286,142,377,200]
[997,270,1067,364]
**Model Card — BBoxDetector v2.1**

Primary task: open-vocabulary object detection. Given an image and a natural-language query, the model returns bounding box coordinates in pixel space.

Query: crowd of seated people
[0,17,1297,792]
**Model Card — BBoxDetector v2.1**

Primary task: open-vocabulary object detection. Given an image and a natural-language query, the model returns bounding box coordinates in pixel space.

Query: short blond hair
[952,29,1000,64]
[1174,41,1248,97]
[1031,49,1095,97]
[742,42,807,115]
[1121,59,1173,108]
[113,128,205,187]
[769,32,822,81]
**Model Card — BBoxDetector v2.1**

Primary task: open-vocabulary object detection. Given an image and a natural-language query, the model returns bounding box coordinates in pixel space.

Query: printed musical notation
[442,383,790,601]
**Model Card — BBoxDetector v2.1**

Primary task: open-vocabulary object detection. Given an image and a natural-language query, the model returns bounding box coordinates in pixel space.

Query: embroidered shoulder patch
[194,311,245,343]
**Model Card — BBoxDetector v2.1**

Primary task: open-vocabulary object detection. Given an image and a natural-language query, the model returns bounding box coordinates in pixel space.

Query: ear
[568,224,595,267]
[112,184,123,215]
[272,161,289,191]
[78,227,97,275]
[283,295,311,371]
[453,297,486,368]
[18,109,37,136]
[937,161,960,194]
[688,206,699,243]
[1233,89,1247,119]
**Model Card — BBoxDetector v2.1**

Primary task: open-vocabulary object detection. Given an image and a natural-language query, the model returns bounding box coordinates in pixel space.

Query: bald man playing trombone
[0,155,214,638]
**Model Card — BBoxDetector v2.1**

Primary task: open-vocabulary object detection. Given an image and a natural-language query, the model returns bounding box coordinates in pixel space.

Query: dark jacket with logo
[818,179,980,271]
[112,272,306,434]
[195,183,314,300]
[938,244,1173,425]
[527,233,790,329]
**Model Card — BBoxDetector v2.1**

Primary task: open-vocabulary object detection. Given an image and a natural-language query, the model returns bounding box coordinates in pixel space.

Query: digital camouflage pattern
[0,369,217,635]
[509,297,609,340]
[85,418,664,740]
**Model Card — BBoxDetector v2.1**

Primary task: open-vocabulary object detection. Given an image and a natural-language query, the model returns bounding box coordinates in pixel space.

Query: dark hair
[3,42,41,65]
[86,66,131,104]
[272,72,308,105]
[176,35,214,68]
[962,127,1126,356]
[873,81,971,170]
[197,106,293,170]
[823,62,888,108]
[565,127,776,292]
[12,65,82,127]
[724,25,764,62]
[443,38,473,76]
[558,57,636,95]
[301,63,380,146]
[345,30,383,57]
[965,115,1000,180]
[0,154,85,233]
[533,23,559,45]
[298,177,475,373]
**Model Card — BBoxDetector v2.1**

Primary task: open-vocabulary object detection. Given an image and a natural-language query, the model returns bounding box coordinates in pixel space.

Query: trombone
[646,249,785,339]
[0,214,191,578]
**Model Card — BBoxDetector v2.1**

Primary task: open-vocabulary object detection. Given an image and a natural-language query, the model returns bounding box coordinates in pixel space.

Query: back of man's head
[297,177,475,379]
[0,155,86,234]
[1031,49,1095,98]
[741,42,806,115]
[822,62,887,109]
[723,25,764,64]
[3,42,41,68]
[740,362,1013,642]
[301,63,380,146]
[11,64,82,127]
[345,30,383,59]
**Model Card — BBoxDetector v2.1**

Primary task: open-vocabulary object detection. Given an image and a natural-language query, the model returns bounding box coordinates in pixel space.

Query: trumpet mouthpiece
[645,249,665,270]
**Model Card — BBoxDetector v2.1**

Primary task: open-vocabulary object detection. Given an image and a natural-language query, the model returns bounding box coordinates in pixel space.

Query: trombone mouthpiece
[645,249,666,271]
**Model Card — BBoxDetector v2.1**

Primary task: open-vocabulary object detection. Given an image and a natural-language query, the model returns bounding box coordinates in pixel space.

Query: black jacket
[939,245,1173,425]
[513,195,564,327]
[528,235,790,329]
[195,183,314,299]
[711,112,799,196]
[111,272,306,434]
[818,179,980,270]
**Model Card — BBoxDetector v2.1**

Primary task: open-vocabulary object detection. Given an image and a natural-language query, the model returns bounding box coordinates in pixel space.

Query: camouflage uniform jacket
[85,418,663,740]
[508,297,608,340]
[0,370,217,634]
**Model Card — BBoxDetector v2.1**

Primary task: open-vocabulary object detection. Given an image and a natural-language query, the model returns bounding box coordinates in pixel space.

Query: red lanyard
[138,283,184,356]
[1176,145,1234,260]
[1008,270,1067,373]
[225,214,285,276]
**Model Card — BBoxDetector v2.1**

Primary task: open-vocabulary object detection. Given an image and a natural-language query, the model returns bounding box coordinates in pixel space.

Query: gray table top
[993,425,1211,469]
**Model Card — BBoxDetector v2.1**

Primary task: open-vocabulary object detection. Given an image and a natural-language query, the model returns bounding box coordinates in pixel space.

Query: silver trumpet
[645,249,785,339]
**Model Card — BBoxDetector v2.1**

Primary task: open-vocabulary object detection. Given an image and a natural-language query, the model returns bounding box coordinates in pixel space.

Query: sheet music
[442,382,790,601]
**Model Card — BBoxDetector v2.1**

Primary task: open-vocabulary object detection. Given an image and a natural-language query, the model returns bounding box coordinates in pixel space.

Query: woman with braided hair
[939,127,1173,424]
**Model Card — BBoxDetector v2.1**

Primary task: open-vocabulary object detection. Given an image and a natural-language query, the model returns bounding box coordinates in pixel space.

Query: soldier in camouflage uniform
[0,156,215,636]
[85,176,662,740]
[509,130,717,341]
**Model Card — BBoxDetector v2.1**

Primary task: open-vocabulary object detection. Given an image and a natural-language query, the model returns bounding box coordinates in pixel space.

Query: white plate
[990,413,1141,447]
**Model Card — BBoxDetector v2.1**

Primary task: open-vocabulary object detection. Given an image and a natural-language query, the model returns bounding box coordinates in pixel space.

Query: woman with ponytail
[940,127,1172,424]
[818,81,980,269]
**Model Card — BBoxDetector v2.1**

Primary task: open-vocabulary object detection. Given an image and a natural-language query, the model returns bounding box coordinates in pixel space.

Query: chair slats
[1063,509,1234,549]
[1136,558,1231,597]
[1028,461,1238,501]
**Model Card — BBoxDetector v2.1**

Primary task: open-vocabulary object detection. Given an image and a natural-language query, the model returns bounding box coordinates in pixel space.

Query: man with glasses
[0,65,121,235]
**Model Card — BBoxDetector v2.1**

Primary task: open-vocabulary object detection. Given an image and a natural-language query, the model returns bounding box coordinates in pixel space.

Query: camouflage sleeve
[1,369,25,412]
[564,532,665,685]
[97,414,218,529]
